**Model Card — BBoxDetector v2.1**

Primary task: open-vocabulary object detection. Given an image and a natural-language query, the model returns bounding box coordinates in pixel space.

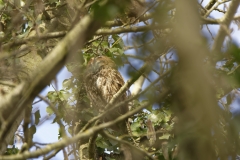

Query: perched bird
[85,56,141,160]
[84,56,128,123]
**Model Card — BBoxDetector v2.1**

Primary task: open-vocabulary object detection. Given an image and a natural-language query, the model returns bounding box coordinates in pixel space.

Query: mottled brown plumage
[85,56,132,159]
[84,56,127,122]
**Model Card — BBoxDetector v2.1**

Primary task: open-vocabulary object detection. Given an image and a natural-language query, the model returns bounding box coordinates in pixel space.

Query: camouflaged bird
[84,56,128,122]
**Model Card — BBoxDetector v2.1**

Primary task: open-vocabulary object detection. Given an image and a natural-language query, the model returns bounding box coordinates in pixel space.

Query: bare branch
[2,14,236,52]
[104,12,154,27]
[43,149,61,160]
[131,76,145,96]
[1,24,167,53]
[1,31,66,50]
[211,0,240,54]
[37,95,67,138]
[96,24,168,35]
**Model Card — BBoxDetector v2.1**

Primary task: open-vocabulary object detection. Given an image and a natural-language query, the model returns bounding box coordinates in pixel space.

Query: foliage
[4,147,19,155]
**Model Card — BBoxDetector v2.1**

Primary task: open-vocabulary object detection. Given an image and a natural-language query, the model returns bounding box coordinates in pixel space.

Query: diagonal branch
[0,89,169,160]
[211,0,240,54]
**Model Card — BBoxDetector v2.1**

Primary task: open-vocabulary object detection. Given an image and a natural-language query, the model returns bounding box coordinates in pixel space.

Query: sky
[29,67,72,160]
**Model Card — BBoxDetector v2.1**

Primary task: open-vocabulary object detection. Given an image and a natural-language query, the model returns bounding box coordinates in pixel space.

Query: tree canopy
[0,0,240,159]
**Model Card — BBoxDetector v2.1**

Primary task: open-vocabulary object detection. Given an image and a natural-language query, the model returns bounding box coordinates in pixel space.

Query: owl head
[86,56,117,73]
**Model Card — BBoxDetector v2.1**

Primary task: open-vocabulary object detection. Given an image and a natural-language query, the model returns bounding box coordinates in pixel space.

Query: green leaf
[130,122,141,131]
[162,123,172,130]
[46,106,54,115]
[62,79,72,89]
[226,94,232,105]
[59,90,71,101]
[131,131,139,137]
[112,34,124,49]
[148,113,159,123]
[109,48,122,54]
[92,1,120,22]
[34,110,41,125]
[96,139,110,149]
[52,116,58,124]
[47,91,58,103]
[229,43,240,63]
[216,88,224,99]
[109,139,118,146]
[29,125,36,140]
[145,105,153,112]
[159,133,170,140]
[5,147,19,155]
[101,41,109,48]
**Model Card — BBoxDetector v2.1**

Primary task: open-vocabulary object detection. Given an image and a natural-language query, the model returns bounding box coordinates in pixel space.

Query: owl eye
[96,56,103,59]
[93,56,101,63]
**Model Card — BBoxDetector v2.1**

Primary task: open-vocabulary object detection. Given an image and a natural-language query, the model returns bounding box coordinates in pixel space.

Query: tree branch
[211,0,240,54]
[0,89,169,160]
[131,76,145,96]
[1,24,168,53]
[104,12,154,27]
[2,14,234,53]
[96,24,167,35]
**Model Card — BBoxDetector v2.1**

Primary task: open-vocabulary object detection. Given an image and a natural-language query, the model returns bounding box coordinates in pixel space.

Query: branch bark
[171,0,222,159]
[2,14,235,52]
[211,0,240,54]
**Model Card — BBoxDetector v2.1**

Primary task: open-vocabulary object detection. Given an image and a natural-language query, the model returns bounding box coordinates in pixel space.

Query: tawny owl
[84,56,128,122]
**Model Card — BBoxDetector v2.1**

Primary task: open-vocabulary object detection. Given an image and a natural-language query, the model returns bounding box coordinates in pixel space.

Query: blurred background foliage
[1,0,240,160]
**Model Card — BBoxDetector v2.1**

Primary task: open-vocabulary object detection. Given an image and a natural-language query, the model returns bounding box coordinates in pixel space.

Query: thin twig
[130,1,159,25]
[43,149,61,160]
[37,95,67,138]
[206,24,214,40]
[204,1,220,18]
[123,38,155,51]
